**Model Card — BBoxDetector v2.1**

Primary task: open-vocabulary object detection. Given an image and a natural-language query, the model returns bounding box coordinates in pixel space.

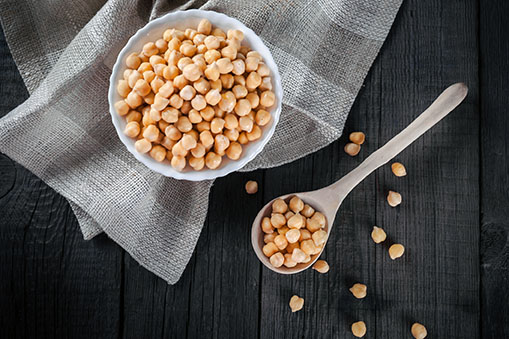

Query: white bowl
[108,9,282,181]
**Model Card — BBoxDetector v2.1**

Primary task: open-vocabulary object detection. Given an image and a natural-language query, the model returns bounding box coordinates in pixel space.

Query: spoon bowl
[252,83,469,274]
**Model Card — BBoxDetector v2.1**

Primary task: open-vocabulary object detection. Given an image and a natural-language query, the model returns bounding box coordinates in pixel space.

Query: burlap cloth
[0,0,402,284]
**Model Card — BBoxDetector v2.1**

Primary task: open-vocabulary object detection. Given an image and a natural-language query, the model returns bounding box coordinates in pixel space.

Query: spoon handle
[324,82,468,208]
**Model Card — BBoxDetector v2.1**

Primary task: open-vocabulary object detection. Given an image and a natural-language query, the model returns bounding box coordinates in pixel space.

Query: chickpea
[166,50,182,66]
[269,252,284,268]
[149,55,165,67]
[289,295,304,313]
[142,42,158,57]
[300,204,315,218]
[161,65,177,81]
[176,116,192,133]
[247,51,262,60]
[232,84,248,99]
[312,260,329,273]
[143,92,155,105]
[158,81,174,98]
[389,244,405,259]
[391,162,407,177]
[123,69,134,81]
[411,323,427,339]
[193,78,210,94]
[291,248,307,263]
[214,105,225,118]
[387,190,402,207]
[210,79,222,91]
[247,125,262,141]
[171,141,187,157]
[226,29,243,41]
[134,138,152,153]
[198,106,214,122]
[184,156,202,171]
[287,213,305,229]
[220,74,234,89]
[117,79,131,97]
[226,142,242,160]
[153,63,166,77]
[214,134,230,153]
[285,211,295,220]
[344,142,361,156]
[260,217,274,234]
[155,38,168,53]
[246,92,260,109]
[351,321,366,338]
[371,226,387,243]
[234,117,252,134]
[285,229,301,244]
[349,131,365,145]
[204,49,221,64]
[257,62,270,77]
[177,57,193,71]
[149,107,161,122]
[160,136,175,150]
[224,128,239,142]
[259,76,273,91]
[306,218,321,233]
[141,124,159,142]
[169,93,183,109]
[184,28,196,40]
[171,155,186,171]
[222,114,237,130]
[128,70,142,88]
[167,37,181,51]
[245,57,259,72]
[262,242,279,257]
[165,125,182,141]
[271,199,287,214]
[196,18,212,35]
[152,93,169,111]
[312,230,328,247]
[311,212,326,228]
[259,90,275,107]
[270,213,285,228]
[264,233,277,244]
[191,95,207,111]
[149,145,166,162]
[196,121,210,132]
[179,85,196,101]
[349,283,367,299]
[142,110,155,127]
[221,45,237,60]
[300,239,317,255]
[246,72,262,91]
[218,91,236,112]
[204,62,220,81]
[200,131,214,148]
[288,196,304,213]
[137,61,152,73]
[204,36,219,50]
[231,59,245,75]
[115,100,130,116]
[150,76,165,93]
[158,119,170,133]
[126,110,142,123]
[126,52,141,69]
[209,27,225,38]
[205,151,222,169]
[192,33,206,46]
[234,75,246,86]
[181,101,191,114]
[188,143,205,159]
[187,109,202,124]
[124,121,140,138]
[143,70,156,82]
[283,254,297,268]
[270,233,287,251]
[126,91,143,108]
[216,58,233,74]
[172,74,188,90]
[182,63,202,81]
[176,134,195,151]
[180,43,197,57]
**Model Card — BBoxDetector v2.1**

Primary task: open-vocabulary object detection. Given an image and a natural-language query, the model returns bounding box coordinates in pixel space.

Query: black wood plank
[479,0,509,337]
[0,26,122,339]
[376,0,480,337]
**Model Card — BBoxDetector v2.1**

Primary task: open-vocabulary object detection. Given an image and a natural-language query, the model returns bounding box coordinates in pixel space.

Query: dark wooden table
[1,0,508,338]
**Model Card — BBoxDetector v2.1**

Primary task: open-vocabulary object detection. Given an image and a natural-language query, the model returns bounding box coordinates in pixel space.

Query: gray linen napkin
[0,0,402,284]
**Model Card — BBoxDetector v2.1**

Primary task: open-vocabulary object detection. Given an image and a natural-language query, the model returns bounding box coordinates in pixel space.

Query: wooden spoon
[251,83,468,274]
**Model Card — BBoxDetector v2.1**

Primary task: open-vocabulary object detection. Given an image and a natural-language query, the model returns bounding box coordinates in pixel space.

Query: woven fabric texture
[0,0,402,284]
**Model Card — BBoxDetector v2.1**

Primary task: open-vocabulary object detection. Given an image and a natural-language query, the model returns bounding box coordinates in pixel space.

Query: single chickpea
[176,116,193,133]
[259,90,275,107]
[344,142,361,156]
[312,260,329,273]
[312,230,327,247]
[166,50,182,66]
[157,81,174,98]
[349,131,366,145]
[371,226,387,244]
[182,63,202,81]
[216,58,233,74]
[247,125,262,141]
[262,242,279,257]
[202,90,220,108]
[200,130,214,147]
[246,72,262,90]
[126,91,143,108]
[391,162,407,177]
[289,295,304,312]
[204,36,220,50]
[289,196,304,213]
[239,116,253,133]
[165,125,182,141]
[230,59,245,76]
[255,109,271,126]
[204,49,221,64]
[285,211,295,220]
[257,63,270,77]
[177,57,193,71]
[194,78,210,94]
[160,136,175,150]
[232,84,248,99]
[245,56,259,72]
[153,63,166,77]
[171,155,186,171]
[224,128,239,142]
[155,38,168,53]
[264,233,276,244]
[247,51,262,59]
[197,18,212,35]
[271,213,286,228]
[181,101,192,114]
[188,109,203,124]
[172,74,188,90]
[149,55,165,67]
[211,27,226,38]
[351,321,367,338]
[150,76,165,93]
[135,138,152,153]
[180,43,197,57]
[117,80,131,97]
[167,37,181,51]
[227,29,244,41]
[269,252,284,268]
[169,93,183,109]
[411,323,427,339]
[220,74,234,89]
[190,95,206,111]
[126,53,141,69]
[234,75,246,86]
[143,70,156,83]
[226,142,242,160]
[349,283,367,299]
[224,114,239,130]
[273,234,288,250]
[149,145,166,162]
[291,248,307,263]
[221,45,237,60]
[259,76,273,91]
[287,213,305,229]
[123,69,134,81]
[196,121,210,132]
[142,124,159,141]
[214,134,230,154]
[285,229,301,244]
[149,107,162,122]
[204,62,220,81]
[261,217,274,234]
[238,132,249,144]
[210,79,222,91]
[246,92,260,109]
[142,42,159,57]
[283,254,297,268]
[192,55,207,71]
[214,105,225,118]
[389,244,405,259]
[218,91,236,112]
[142,110,155,127]
[184,28,196,40]
[387,190,402,207]
[189,156,205,171]
[179,85,196,101]
[190,143,206,158]
[138,61,152,73]
[192,33,206,46]
[163,29,175,41]
[179,134,196,151]
[205,151,222,169]
[300,204,315,218]
[152,93,170,111]
[272,199,288,214]
[171,141,187,157]
[126,110,142,123]
[311,212,326,228]
[124,121,140,138]
[143,92,155,105]
[128,70,142,88]
[300,239,317,255]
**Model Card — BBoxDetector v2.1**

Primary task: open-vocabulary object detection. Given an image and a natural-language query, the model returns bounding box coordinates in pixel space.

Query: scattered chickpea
[411,323,427,339]
[349,131,365,145]
[349,283,367,299]
[387,190,402,207]
[344,142,361,156]
[391,162,407,177]
[371,226,387,243]
[312,260,329,273]
[289,295,304,312]
[351,321,367,338]
[245,180,258,194]
[389,243,405,259]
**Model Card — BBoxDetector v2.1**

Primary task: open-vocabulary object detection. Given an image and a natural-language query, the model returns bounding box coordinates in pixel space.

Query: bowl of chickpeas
[109,9,282,180]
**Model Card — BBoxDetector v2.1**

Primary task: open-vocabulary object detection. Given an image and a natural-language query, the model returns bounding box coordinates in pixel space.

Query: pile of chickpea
[114,19,276,171]
[261,196,327,268]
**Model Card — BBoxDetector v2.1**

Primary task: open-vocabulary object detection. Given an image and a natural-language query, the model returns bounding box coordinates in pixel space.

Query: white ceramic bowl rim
[108,9,283,181]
